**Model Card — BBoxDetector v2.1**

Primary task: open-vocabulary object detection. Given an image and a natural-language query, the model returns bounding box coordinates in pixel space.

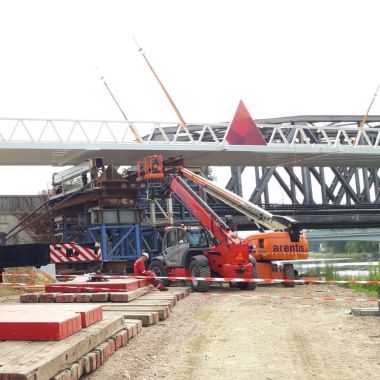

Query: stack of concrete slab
[20,284,156,304]
[45,278,148,293]
[0,286,191,379]
[0,304,103,341]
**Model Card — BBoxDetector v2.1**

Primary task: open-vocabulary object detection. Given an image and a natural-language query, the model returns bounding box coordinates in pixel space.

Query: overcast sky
[0,0,379,194]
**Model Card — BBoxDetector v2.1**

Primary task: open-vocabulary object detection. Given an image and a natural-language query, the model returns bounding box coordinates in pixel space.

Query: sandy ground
[84,284,380,380]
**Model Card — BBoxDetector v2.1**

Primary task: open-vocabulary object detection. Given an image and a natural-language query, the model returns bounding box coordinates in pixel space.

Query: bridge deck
[1,114,380,166]
[1,143,380,167]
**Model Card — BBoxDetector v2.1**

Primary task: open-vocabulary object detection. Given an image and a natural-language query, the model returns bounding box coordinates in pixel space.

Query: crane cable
[99,71,142,143]
[133,38,189,134]
[359,85,379,128]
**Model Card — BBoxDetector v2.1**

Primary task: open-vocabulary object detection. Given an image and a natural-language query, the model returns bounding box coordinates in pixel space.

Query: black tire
[283,264,295,288]
[238,267,258,291]
[189,260,211,292]
[148,259,171,287]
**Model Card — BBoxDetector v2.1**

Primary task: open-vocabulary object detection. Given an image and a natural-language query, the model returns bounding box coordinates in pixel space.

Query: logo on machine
[273,244,305,253]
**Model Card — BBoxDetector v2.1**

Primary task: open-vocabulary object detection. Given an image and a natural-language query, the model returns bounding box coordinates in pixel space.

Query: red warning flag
[225,100,266,145]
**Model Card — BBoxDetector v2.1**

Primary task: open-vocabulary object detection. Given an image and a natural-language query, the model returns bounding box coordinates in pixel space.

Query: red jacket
[134,257,147,276]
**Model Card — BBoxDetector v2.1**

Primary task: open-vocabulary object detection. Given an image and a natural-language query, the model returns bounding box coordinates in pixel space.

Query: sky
[0,0,379,195]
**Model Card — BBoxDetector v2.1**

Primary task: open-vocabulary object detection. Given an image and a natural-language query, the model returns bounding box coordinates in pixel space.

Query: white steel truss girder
[0,118,379,166]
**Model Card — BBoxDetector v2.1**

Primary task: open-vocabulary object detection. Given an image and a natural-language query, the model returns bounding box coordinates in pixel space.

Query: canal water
[280,258,379,277]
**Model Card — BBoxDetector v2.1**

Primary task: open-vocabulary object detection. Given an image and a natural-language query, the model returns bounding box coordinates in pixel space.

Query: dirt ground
[83,284,380,380]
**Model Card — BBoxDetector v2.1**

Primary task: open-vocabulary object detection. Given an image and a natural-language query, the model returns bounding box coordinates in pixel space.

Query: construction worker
[133,251,168,291]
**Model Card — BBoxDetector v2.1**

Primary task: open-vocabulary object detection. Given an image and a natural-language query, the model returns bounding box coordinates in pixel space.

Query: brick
[45,279,143,293]
[81,355,91,375]
[94,342,108,364]
[56,294,75,303]
[19,293,40,303]
[76,359,84,378]
[121,329,129,346]
[127,325,136,338]
[91,293,109,302]
[87,352,98,371]
[94,349,102,367]
[109,292,130,302]
[107,338,116,357]
[39,293,59,303]
[70,363,79,380]
[75,293,91,303]
[113,332,123,349]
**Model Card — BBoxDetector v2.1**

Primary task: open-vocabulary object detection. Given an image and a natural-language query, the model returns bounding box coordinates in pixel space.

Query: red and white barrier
[135,275,380,286]
[200,292,378,303]
[6,273,380,285]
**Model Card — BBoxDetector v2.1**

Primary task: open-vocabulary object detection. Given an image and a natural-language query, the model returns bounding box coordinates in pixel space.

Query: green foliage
[318,240,380,255]
[324,264,339,280]
[303,261,380,297]
[304,264,338,280]
[346,241,379,253]
[349,260,380,298]
[322,241,346,253]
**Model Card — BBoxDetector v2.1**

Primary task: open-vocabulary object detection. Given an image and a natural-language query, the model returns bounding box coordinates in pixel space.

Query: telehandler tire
[283,263,295,288]
[189,260,211,292]
[238,267,258,290]
[238,255,258,290]
[148,259,171,287]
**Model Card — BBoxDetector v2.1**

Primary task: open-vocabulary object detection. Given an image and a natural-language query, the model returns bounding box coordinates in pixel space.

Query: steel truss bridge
[1,115,380,229]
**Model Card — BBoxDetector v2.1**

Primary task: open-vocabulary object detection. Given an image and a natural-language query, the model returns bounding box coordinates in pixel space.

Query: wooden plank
[167,287,191,295]
[105,311,159,326]
[0,314,124,380]
[0,341,33,360]
[109,285,154,302]
[103,305,169,320]
[103,303,170,314]
[140,293,177,300]
[141,295,177,301]
[127,300,174,311]
[139,298,176,307]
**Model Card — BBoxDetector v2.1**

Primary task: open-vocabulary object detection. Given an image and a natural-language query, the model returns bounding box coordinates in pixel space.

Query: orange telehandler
[137,155,308,290]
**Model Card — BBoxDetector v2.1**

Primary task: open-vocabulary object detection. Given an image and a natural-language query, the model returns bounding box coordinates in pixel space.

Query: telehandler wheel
[189,261,211,292]
[148,260,171,287]
[283,263,295,288]
[238,267,258,290]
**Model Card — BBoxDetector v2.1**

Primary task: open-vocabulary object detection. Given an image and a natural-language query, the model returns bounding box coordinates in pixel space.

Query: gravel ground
[83,284,380,380]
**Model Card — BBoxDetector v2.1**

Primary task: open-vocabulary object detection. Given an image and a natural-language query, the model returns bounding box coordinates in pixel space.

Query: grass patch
[349,262,380,298]
[304,262,380,298]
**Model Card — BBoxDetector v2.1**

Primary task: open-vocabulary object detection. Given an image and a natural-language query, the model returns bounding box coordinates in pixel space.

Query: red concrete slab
[0,310,81,341]
[34,304,103,327]
[0,304,103,336]
[45,278,147,293]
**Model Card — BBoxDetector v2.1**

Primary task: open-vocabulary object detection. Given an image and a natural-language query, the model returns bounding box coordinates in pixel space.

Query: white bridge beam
[0,117,379,166]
